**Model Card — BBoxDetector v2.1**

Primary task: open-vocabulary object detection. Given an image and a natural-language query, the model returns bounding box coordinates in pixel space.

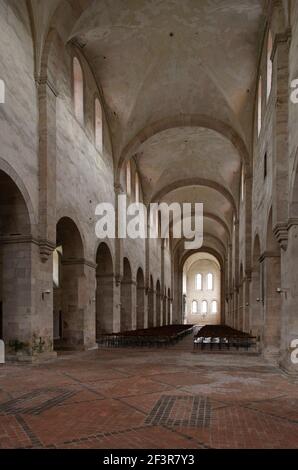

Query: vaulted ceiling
[31,0,267,259]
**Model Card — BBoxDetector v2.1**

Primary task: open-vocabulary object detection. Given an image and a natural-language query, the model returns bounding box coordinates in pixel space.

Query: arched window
[73,57,84,124]
[211,300,217,314]
[241,165,245,202]
[192,300,198,314]
[126,161,131,196]
[156,211,161,238]
[201,300,208,314]
[95,98,103,152]
[207,273,213,291]
[135,172,140,203]
[267,30,273,101]
[264,152,267,179]
[195,273,202,290]
[53,246,62,288]
[257,76,262,137]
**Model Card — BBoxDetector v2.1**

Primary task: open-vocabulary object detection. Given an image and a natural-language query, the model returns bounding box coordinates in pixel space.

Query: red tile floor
[0,334,298,449]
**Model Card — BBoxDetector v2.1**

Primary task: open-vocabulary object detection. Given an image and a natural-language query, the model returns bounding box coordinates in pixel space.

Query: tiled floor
[0,334,297,449]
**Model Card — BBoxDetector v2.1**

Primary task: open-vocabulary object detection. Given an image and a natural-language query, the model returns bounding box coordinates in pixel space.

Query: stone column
[143,289,149,329]
[61,259,97,350]
[2,236,55,359]
[136,284,146,329]
[173,269,183,324]
[83,262,97,349]
[272,30,290,241]
[113,278,121,333]
[120,279,135,331]
[244,273,251,333]
[280,223,298,374]
[250,267,262,339]
[155,293,161,327]
[131,281,137,330]
[235,288,239,330]
[37,78,57,262]
[148,287,155,328]
[238,281,244,331]
[261,252,281,360]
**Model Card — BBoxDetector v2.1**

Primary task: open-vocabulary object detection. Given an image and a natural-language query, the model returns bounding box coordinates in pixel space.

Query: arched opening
[155,280,161,326]
[195,273,202,290]
[95,98,103,153]
[126,161,131,197]
[201,300,208,315]
[250,235,261,339]
[183,252,221,326]
[167,288,171,324]
[120,258,132,331]
[241,165,245,202]
[73,57,84,124]
[211,300,218,314]
[280,164,298,369]
[135,172,140,203]
[267,30,273,101]
[148,275,154,328]
[290,159,298,218]
[207,273,214,290]
[96,243,114,337]
[136,267,145,329]
[263,209,281,358]
[0,170,31,347]
[54,217,85,349]
[257,76,262,136]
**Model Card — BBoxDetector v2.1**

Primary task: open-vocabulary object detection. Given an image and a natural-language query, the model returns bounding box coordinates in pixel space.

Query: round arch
[0,170,33,347]
[0,159,36,231]
[56,209,87,258]
[116,114,250,181]
[167,209,231,241]
[150,178,237,216]
[182,250,222,326]
[96,242,114,336]
[54,216,86,349]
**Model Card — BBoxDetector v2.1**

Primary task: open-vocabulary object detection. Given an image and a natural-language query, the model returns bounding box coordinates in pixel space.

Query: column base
[86,343,98,351]
[6,351,58,363]
[54,340,98,352]
[263,346,280,364]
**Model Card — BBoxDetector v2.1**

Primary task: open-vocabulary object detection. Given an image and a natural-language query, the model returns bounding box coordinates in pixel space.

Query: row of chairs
[193,335,257,351]
[97,325,193,348]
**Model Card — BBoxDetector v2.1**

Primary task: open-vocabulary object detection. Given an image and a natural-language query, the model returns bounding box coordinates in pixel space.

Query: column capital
[271,29,291,61]
[35,76,59,97]
[61,258,97,269]
[287,218,298,230]
[39,239,56,262]
[273,222,288,250]
[259,251,280,263]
